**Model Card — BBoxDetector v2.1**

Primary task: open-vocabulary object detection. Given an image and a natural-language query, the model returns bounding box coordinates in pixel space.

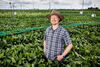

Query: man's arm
[43,40,46,52]
[57,30,73,61]
[62,44,73,57]
[57,44,73,61]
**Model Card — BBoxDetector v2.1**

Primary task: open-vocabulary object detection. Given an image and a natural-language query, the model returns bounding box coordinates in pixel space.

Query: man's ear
[58,18,61,22]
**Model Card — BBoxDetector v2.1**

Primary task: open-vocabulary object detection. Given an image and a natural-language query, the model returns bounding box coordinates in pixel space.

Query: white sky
[0,0,100,9]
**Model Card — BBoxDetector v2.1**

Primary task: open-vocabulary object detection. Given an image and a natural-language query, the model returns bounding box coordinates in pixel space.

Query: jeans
[43,55,66,64]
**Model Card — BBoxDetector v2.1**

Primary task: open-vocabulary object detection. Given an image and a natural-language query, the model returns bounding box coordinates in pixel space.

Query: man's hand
[56,44,73,61]
[56,55,64,61]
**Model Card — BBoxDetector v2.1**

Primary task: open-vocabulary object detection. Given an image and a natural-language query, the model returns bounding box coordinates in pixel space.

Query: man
[43,10,73,62]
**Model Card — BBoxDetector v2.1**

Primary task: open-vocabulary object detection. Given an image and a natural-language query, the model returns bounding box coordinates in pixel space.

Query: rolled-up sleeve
[63,30,72,45]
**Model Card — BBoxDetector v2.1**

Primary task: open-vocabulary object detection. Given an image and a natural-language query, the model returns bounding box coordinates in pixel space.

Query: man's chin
[52,23,57,25]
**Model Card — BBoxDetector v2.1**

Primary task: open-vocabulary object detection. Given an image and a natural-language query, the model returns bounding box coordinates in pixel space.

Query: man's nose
[53,18,56,20]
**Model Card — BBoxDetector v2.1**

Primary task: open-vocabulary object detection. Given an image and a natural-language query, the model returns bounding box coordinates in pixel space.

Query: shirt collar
[50,25,61,31]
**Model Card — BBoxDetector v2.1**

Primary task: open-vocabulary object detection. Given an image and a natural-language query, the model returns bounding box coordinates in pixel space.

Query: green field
[0,9,100,67]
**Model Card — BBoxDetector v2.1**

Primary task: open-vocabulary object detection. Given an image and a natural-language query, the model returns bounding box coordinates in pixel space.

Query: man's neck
[52,24,59,30]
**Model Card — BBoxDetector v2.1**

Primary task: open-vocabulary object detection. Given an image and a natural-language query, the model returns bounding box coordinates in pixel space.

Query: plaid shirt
[43,26,72,60]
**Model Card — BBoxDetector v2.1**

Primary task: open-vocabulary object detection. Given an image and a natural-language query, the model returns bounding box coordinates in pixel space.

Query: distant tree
[95,7,99,10]
[88,7,99,10]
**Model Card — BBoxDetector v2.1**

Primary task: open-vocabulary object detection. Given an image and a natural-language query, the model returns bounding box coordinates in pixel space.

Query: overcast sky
[0,0,100,9]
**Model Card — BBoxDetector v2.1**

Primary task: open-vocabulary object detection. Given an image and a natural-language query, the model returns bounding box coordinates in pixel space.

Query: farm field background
[0,9,100,67]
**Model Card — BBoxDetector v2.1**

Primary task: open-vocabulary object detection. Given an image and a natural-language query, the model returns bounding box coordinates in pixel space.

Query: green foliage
[0,9,100,67]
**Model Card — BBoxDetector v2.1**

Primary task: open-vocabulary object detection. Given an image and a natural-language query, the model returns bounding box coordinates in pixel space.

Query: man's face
[50,15,60,25]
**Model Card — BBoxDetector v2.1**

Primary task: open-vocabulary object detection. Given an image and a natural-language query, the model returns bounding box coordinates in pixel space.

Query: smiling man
[43,10,73,62]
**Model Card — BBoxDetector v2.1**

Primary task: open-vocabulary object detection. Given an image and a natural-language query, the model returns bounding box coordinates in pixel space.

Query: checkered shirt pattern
[43,26,72,60]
